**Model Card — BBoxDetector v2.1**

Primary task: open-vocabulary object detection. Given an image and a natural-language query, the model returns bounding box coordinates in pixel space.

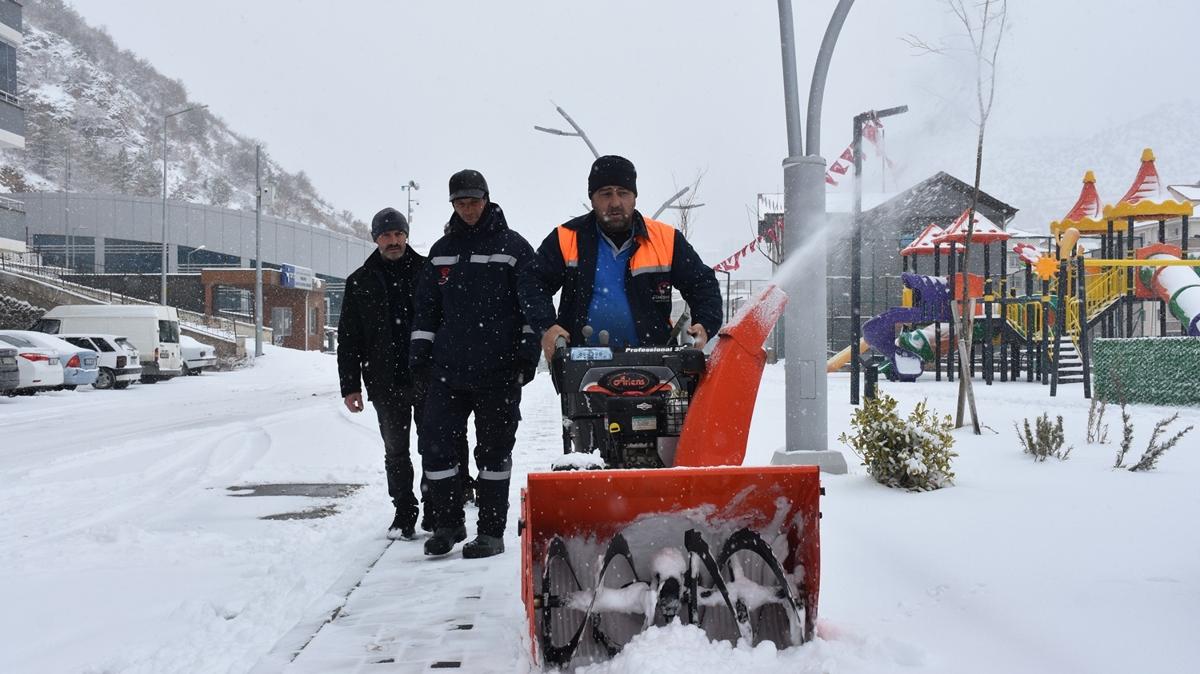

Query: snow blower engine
[549,325,707,470]
[519,287,824,670]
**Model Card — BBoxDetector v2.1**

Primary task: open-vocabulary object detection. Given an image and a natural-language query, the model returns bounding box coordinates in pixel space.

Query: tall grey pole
[850,113,865,404]
[806,1,855,156]
[160,114,168,304]
[771,0,849,473]
[160,104,208,305]
[849,105,906,405]
[255,144,264,357]
[64,132,71,271]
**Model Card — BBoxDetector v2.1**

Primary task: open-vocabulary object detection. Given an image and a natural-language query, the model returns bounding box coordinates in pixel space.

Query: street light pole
[255,144,264,357]
[534,103,600,159]
[401,180,420,225]
[160,103,208,305]
[185,244,207,270]
[651,187,691,220]
[64,130,72,272]
[849,105,907,405]
[771,0,855,474]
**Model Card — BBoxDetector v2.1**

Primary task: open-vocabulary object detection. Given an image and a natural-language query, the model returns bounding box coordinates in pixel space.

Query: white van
[33,305,183,382]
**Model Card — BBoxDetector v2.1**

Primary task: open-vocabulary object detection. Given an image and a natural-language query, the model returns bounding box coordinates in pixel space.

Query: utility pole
[255,144,264,357]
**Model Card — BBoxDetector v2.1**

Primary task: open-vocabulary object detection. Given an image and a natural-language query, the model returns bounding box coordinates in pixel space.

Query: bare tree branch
[900,34,948,55]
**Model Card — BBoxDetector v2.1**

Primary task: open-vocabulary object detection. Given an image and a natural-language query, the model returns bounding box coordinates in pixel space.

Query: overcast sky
[65,0,1200,271]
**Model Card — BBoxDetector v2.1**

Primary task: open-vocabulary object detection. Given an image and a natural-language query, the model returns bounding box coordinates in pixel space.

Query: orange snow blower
[519,286,822,669]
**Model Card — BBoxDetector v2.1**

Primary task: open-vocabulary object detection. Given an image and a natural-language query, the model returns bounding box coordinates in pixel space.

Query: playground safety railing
[1083,266,1126,321]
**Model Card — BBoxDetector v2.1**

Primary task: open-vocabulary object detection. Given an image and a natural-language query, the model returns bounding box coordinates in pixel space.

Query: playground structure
[828,148,1200,397]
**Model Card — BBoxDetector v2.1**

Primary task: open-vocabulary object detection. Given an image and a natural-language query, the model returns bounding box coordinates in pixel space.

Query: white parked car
[59,334,143,390]
[0,332,65,394]
[2,330,100,390]
[180,335,217,375]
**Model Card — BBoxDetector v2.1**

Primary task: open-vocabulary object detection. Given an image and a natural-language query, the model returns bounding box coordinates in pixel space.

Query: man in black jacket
[520,155,723,360]
[337,207,427,540]
[411,169,539,559]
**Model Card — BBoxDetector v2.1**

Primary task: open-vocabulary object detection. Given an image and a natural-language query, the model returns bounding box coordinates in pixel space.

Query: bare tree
[668,171,706,239]
[908,0,1008,433]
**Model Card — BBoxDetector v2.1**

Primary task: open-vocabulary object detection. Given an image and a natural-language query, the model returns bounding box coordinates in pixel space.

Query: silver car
[0,347,19,393]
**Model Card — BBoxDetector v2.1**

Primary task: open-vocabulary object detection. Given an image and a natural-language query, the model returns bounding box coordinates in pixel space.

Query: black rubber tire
[94,368,115,390]
[141,376,159,384]
[113,380,130,390]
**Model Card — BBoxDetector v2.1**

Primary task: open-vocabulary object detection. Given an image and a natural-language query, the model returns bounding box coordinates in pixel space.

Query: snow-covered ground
[1,346,1197,673]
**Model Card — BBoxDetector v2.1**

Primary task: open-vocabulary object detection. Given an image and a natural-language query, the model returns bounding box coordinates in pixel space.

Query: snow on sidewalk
[3,344,1198,673]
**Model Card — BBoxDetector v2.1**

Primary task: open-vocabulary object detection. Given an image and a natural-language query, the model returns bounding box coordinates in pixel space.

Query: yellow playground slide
[827,339,869,372]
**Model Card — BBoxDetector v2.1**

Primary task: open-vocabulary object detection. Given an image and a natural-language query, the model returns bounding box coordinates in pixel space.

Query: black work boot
[387,512,415,541]
[474,476,510,539]
[462,534,505,559]
[423,524,467,556]
[423,471,465,555]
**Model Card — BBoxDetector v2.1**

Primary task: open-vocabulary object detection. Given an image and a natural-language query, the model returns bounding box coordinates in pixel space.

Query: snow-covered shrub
[1113,400,1134,469]
[1086,397,1109,445]
[1014,413,1071,461]
[0,295,45,330]
[1117,412,1193,473]
[839,394,956,491]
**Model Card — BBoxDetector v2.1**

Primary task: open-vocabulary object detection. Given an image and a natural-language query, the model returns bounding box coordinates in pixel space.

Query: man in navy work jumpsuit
[519,155,723,361]
[410,169,540,558]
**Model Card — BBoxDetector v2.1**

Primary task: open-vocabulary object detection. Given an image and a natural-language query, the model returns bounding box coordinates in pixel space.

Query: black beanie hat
[371,207,409,240]
[588,155,637,197]
[448,169,489,202]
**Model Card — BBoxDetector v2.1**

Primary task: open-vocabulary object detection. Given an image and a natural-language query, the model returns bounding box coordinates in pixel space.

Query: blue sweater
[586,228,639,347]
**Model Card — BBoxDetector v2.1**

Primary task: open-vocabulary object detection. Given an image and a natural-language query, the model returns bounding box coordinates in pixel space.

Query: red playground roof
[1051,170,1110,235]
[932,207,1011,244]
[901,223,963,256]
[1103,148,1194,221]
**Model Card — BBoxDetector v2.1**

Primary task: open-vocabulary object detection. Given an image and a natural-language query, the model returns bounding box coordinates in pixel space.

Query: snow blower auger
[519,286,822,669]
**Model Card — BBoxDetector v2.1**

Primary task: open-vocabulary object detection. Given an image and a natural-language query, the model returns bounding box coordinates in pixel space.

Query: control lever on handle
[550,334,569,395]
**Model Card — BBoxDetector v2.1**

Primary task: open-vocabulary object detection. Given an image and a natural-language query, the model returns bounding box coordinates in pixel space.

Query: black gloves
[517,361,537,387]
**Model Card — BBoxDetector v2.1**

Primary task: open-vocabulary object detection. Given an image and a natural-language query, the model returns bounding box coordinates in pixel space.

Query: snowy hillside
[0,0,369,239]
[986,101,1200,233]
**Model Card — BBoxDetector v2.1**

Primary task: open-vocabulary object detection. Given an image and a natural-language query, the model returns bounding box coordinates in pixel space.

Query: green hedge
[1093,337,1200,407]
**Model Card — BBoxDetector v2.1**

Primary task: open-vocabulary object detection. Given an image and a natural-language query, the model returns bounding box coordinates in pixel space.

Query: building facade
[4,192,375,323]
[0,1,25,238]
[0,0,22,152]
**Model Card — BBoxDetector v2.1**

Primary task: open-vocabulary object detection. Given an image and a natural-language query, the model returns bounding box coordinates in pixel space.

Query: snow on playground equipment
[1102,149,1195,337]
[861,273,951,381]
[845,211,1011,384]
[839,149,1195,397]
[520,286,821,669]
[1003,149,1197,396]
[1131,243,1200,336]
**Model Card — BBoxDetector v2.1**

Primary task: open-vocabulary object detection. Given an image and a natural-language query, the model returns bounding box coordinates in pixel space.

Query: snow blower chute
[519,286,821,669]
